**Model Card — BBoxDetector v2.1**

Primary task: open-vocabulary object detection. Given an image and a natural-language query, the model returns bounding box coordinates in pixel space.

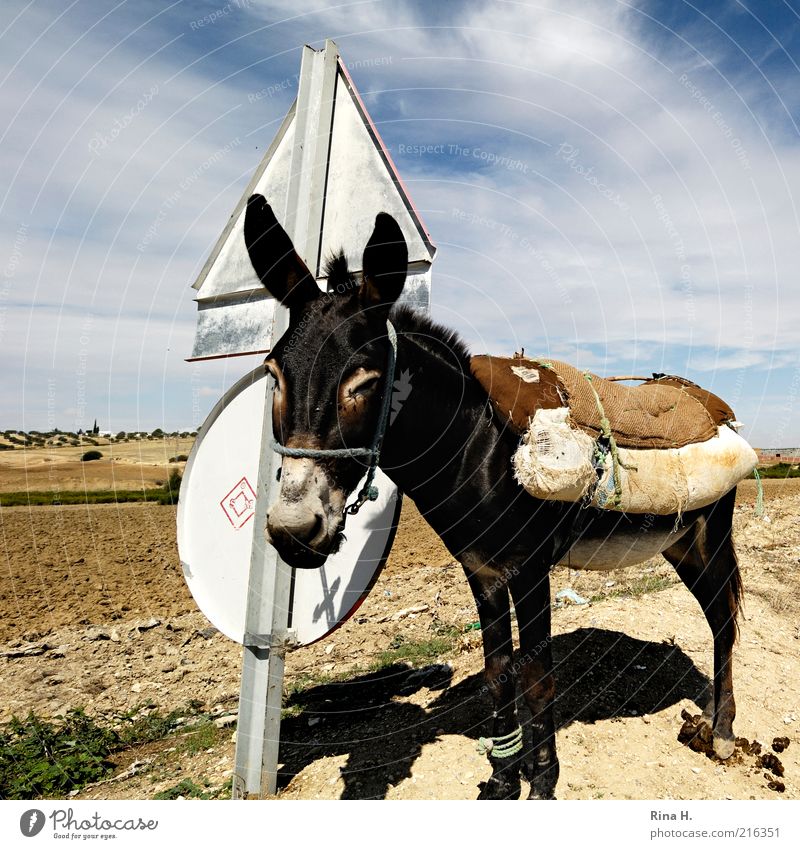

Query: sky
[1,0,799,447]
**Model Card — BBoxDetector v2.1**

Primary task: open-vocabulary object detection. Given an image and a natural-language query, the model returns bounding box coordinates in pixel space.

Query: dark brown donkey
[243,193,743,800]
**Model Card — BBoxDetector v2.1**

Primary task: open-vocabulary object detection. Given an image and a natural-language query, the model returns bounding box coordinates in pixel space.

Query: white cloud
[2,0,798,445]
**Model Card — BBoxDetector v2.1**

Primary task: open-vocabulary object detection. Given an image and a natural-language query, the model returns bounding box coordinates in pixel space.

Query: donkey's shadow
[277,627,711,799]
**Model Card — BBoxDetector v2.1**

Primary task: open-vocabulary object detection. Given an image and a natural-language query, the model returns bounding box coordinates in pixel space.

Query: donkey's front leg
[510,567,559,799]
[464,564,522,800]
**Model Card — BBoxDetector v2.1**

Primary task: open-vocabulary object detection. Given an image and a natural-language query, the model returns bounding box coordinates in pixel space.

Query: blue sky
[1,0,799,446]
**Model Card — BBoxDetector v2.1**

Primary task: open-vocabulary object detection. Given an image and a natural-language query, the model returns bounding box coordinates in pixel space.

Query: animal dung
[772,736,791,753]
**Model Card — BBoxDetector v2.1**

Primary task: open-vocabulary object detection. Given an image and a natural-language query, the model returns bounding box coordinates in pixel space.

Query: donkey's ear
[360,213,408,307]
[244,194,319,307]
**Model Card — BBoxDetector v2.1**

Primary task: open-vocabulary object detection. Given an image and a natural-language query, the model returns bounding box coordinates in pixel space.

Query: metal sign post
[230,307,290,797]
[183,39,436,799]
[232,43,338,799]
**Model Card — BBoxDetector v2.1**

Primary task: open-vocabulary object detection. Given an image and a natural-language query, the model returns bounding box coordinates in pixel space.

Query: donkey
[243,193,743,800]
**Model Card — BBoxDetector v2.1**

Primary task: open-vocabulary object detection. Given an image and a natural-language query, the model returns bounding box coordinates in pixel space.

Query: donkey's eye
[264,360,282,387]
[349,375,380,397]
[340,368,382,409]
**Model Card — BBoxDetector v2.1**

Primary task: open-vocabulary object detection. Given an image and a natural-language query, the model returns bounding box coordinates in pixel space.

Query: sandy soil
[0,481,798,801]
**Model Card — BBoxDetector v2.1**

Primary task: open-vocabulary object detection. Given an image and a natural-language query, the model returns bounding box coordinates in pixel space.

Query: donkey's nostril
[268,505,325,548]
[308,513,324,544]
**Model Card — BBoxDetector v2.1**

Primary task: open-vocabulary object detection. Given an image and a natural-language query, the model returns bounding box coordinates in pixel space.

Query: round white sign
[176,366,402,645]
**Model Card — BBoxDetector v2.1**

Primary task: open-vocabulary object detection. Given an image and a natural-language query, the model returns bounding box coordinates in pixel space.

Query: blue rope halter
[271,320,398,517]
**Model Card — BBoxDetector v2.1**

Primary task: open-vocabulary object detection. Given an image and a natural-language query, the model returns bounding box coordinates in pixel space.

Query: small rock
[1,642,51,658]
[691,767,701,774]
[137,618,161,632]
[392,604,430,621]
[85,629,110,642]
[308,717,320,727]
[324,644,335,655]
[131,683,143,693]
[214,714,238,729]
[109,630,121,643]
[196,627,217,640]
[400,663,452,694]
[555,588,589,606]
[161,663,176,673]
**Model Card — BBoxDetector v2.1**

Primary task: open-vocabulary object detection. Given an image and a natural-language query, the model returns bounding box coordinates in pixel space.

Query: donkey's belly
[558,526,690,571]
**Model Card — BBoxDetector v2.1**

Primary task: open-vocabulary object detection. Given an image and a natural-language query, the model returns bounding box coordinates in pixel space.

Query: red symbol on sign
[220,477,257,529]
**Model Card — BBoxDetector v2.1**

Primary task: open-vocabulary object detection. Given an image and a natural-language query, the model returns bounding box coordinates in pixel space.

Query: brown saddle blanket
[470,354,736,450]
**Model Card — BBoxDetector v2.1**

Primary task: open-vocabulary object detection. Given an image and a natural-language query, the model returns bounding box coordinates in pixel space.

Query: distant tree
[116,431,126,440]
[152,428,164,438]
[81,450,103,461]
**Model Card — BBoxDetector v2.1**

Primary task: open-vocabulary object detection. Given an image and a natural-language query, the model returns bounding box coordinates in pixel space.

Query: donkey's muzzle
[266,503,333,569]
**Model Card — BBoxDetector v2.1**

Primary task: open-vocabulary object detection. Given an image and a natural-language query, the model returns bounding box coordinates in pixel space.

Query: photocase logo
[19,809,45,837]
[390,369,413,424]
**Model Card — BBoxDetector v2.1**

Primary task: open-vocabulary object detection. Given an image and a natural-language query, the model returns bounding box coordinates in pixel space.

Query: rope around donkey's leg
[476,725,524,758]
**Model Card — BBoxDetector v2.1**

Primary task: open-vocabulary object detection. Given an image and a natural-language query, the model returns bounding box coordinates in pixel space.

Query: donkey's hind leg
[509,567,559,799]
[663,488,742,759]
[464,566,522,800]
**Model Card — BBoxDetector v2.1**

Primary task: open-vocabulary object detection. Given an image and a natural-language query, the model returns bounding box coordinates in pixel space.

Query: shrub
[80,450,103,462]
[0,707,193,799]
[160,469,182,504]
[168,454,189,463]
[0,709,118,799]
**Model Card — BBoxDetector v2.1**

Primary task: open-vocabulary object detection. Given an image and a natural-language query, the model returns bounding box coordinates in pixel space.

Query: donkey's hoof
[713,735,736,760]
[527,789,557,800]
[477,776,521,800]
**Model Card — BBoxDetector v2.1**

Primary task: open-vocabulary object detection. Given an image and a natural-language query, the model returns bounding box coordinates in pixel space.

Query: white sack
[512,408,597,502]
[514,407,758,514]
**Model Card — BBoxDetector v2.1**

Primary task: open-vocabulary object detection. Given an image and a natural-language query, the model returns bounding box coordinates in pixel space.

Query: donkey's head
[244,194,408,568]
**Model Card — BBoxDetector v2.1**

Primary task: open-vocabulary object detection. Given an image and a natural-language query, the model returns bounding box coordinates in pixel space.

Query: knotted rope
[476,725,524,759]
[583,372,629,509]
[753,467,764,517]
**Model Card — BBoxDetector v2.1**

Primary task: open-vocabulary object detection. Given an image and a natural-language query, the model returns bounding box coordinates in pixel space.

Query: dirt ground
[0,476,798,800]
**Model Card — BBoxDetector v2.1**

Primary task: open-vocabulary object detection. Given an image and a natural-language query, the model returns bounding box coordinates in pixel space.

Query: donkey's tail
[710,486,744,639]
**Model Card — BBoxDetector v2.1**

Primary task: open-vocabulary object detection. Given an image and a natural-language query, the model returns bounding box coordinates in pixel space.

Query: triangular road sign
[189,40,436,360]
